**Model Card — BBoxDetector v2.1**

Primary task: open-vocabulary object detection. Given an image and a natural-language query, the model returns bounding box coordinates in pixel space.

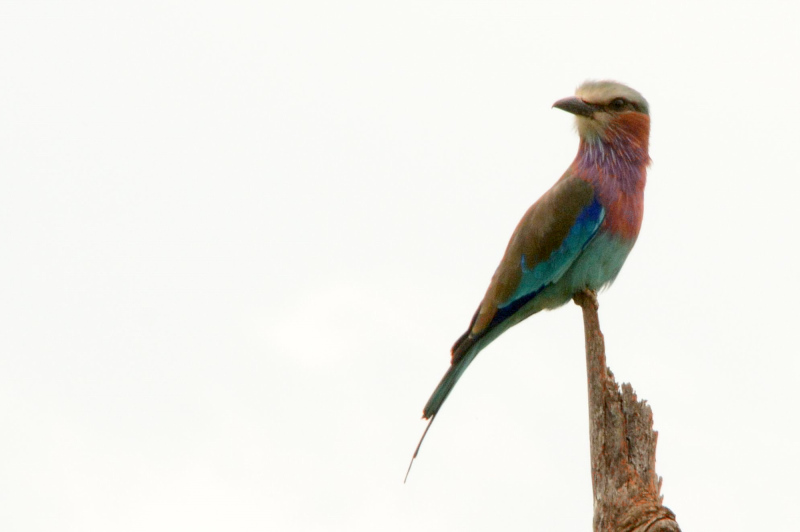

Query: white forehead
[575,80,647,108]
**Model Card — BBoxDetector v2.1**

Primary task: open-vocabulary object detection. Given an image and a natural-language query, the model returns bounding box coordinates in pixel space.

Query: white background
[2,1,799,530]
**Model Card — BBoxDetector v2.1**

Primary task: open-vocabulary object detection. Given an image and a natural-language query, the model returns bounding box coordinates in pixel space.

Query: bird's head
[553,80,649,146]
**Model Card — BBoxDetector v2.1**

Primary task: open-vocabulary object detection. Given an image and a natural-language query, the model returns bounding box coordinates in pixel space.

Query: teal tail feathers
[422,345,482,419]
[405,308,517,482]
[404,341,483,483]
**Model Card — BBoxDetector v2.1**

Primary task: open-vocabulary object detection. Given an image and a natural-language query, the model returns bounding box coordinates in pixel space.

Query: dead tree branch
[573,289,680,532]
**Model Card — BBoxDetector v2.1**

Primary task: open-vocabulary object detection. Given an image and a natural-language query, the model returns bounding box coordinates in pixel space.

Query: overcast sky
[2,1,799,530]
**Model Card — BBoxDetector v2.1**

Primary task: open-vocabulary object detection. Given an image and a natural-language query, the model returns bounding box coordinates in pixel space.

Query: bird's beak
[552,96,597,117]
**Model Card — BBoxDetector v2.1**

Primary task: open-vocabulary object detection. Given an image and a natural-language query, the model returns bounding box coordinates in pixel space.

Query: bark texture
[573,290,680,532]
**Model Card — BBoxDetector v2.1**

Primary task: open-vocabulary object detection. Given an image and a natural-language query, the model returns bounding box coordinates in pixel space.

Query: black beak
[552,96,597,117]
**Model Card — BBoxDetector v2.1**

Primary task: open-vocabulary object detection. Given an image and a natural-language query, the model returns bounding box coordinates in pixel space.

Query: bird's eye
[610,98,627,110]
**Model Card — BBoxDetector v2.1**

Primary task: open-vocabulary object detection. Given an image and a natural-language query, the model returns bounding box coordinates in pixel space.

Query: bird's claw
[573,288,599,310]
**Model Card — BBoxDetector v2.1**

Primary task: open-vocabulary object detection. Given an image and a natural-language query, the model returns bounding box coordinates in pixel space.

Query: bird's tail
[404,339,484,482]
[422,344,482,419]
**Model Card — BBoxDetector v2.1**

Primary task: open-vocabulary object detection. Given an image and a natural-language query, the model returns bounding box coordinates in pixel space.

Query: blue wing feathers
[494,199,604,323]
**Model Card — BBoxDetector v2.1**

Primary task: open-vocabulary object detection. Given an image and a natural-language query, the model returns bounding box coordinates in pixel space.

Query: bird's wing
[459,176,604,355]
[413,174,606,456]
[408,176,606,473]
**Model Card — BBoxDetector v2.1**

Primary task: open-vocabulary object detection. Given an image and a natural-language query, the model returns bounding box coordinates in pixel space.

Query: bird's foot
[573,288,599,310]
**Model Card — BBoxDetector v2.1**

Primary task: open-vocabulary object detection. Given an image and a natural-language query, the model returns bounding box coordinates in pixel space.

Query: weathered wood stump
[573,290,680,532]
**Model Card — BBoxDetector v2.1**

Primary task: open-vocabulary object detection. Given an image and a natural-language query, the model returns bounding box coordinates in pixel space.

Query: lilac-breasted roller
[407,80,650,476]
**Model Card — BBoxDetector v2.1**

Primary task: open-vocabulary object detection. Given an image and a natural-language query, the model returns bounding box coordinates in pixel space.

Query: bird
[406,80,650,480]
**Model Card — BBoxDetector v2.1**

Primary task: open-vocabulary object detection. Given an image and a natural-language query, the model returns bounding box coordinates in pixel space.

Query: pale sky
[2,1,799,530]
